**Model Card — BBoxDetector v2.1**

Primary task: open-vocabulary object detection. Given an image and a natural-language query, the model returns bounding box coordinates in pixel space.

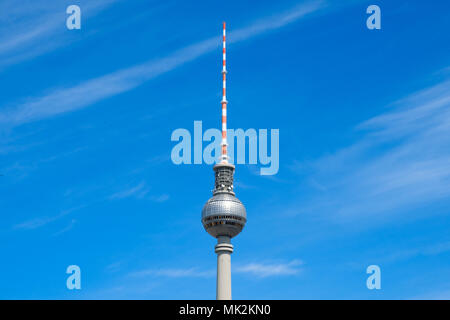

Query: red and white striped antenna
[220,22,228,164]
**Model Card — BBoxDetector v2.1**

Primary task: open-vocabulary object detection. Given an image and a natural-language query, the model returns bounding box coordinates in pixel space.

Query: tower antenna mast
[221,21,228,164]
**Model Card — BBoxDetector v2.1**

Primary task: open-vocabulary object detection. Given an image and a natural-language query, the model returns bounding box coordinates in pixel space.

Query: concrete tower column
[215,236,234,300]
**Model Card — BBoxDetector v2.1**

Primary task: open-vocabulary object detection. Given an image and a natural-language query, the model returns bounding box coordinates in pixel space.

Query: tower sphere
[202,192,246,238]
[202,163,247,238]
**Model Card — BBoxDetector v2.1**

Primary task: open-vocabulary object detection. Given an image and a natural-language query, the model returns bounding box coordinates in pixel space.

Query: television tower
[201,22,247,300]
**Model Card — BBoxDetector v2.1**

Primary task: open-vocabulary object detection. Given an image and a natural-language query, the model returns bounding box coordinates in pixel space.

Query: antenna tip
[223,21,226,28]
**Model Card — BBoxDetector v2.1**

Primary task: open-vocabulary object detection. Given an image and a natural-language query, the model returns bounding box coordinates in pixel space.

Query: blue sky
[1,0,450,299]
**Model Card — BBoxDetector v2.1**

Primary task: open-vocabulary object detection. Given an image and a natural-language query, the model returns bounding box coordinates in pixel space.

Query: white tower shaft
[215,236,233,300]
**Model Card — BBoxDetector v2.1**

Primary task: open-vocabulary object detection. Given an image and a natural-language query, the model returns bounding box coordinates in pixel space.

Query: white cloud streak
[0,1,324,127]
[108,182,149,200]
[0,0,120,69]
[13,206,82,230]
[386,241,450,263]
[293,76,450,221]
[129,268,215,278]
[129,260,302,279]
[52,219,77,236]
[107,182,169,202]
[235,260,303,277]
[150,194,170,203]
[412,289,450,300]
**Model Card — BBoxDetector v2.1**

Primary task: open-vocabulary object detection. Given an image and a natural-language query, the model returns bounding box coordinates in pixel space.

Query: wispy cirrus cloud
[150,194,170,203]
[0,1,324,128]
[13,215,63,230]
[381,241,450,264]
[13,206,83,230]
[129,268,215,278]
[412,289,450,300]
[235,260,303,277]
[108,182,169,202]
[0,0,120,69]
[52,219,77,236]
[108,182,149,200]
[291,76,450,222]
[129,260,302,279]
